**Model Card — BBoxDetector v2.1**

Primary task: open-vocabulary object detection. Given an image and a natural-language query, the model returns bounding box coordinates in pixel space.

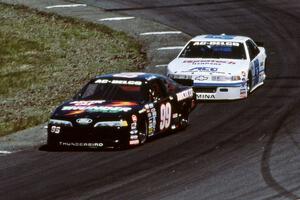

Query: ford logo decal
[76,118,93,125]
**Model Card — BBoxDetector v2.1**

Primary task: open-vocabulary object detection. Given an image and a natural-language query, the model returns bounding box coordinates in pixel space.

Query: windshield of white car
[179,41,246,59]
[78,83,146,102]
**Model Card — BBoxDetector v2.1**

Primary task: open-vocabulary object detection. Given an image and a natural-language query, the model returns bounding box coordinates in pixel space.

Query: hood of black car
[52,100,142,120]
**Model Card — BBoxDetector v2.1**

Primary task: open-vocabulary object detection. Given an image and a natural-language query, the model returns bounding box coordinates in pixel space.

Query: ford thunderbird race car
[167,34,267,100]
[47,73,195,149]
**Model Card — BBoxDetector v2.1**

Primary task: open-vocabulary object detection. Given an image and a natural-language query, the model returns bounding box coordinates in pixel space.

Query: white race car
[167,34,267,100]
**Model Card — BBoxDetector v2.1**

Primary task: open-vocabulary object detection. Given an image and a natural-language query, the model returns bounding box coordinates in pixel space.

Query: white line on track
[157,46,184,50]
[140,31,182,36]
[0,151,12,155]
[46,4,87,9]
[98,17,135,21]
[155,64,168,68]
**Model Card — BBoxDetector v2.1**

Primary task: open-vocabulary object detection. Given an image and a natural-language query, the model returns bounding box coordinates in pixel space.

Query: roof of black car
[95,72,164,81]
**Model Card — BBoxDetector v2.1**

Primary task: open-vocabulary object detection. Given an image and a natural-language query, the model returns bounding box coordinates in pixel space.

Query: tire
[119,121,148,149]
[247,71,253,95]
[179,105,190,130]
[264,58,267,80]
[138,121,148,145]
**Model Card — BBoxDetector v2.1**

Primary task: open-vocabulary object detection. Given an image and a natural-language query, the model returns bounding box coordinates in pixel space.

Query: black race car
[47,72,196,149]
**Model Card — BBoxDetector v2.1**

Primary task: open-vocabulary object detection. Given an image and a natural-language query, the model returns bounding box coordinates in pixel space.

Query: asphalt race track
[1,0,300,199]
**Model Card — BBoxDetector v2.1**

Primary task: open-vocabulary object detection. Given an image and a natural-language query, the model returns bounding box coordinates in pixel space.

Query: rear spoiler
[255,41,264,47]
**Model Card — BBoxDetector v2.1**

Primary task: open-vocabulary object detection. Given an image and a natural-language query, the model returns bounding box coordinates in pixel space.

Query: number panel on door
[159,102,172,131]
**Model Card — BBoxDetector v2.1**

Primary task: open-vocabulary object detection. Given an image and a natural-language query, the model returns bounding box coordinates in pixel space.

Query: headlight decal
[49,119,73,127]
[94,120,128,127]
[193,82,243,87]
[168,74,192,79]
[211,75,241,81]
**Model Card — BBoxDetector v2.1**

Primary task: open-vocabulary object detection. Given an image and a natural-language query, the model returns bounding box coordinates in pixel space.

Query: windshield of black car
[179,41,246,59]
[79,80,146,102]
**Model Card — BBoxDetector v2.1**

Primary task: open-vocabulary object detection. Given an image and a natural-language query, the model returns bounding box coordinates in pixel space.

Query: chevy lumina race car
[167,34,267,100]
[47,73,195,149]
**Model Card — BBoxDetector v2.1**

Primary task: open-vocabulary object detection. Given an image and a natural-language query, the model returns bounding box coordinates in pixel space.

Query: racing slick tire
[264,58,268,81]
[179,104,190,130]
[179,113,189,130]
[247,71,253,95]
[138,121,148,145]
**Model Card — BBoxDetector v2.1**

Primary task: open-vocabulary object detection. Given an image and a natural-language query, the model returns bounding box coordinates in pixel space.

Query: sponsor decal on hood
[182,60,237,72]
[168,58,249,75]
[183,60,236,65]
[188,67,218,72]
[61,100,138,115]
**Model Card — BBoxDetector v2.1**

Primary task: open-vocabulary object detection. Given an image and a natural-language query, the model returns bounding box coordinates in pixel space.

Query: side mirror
[73,93,81,100]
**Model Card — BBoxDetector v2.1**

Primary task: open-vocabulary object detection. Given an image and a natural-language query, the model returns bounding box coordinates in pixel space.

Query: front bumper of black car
[47,125,131,148]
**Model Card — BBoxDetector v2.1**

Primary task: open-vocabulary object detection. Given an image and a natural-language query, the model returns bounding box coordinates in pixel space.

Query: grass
[0,3,146,136]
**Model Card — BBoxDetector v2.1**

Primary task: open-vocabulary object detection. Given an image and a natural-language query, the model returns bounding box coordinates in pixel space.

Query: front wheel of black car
[138,121,148,145]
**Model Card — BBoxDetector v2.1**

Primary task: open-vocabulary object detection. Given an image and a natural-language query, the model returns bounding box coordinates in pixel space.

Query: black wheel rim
[139,123,148,144]
[247,73,252,93]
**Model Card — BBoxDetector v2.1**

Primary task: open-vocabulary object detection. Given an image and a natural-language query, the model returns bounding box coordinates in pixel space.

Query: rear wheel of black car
[179,105,190,130]
[138,121,148,145]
